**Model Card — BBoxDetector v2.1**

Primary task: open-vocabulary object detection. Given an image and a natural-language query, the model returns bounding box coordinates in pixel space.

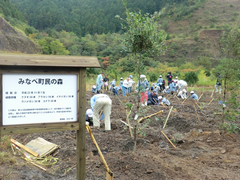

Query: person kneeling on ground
[158,96,171,106]
[92,85,97,93]
[90,94,112,130]
[112,85,121,96]
[163,86,170,94]
[86,109,93,126]
[177,89,187,99]
[147,89,159,105]
[189,90,198,100]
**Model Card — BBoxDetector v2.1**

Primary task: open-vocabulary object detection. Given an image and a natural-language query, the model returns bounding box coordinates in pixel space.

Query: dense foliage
[10,0,191,36]
[0,0,25,21]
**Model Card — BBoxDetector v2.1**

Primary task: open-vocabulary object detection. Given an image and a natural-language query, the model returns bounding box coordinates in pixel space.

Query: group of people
[92,72,135,96]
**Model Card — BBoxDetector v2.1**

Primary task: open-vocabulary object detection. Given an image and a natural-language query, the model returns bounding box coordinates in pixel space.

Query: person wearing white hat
[189,90,198,100]
[136,75,148,106]
[86,109,93,126]
[92,85,97,93]
[156,75,164,92]
[90,94,112,130]
[122,78,130,96]
[158,96,171,106]
[176,80,187,92]
[177,89,187,99]
[163,86,170,94]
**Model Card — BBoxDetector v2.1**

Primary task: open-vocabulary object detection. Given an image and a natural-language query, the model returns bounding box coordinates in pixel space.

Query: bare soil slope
[1,91,240,180]
[0,17,38,54]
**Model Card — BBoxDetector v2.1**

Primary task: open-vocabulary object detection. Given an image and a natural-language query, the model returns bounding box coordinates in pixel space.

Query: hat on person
[176,76,178,78]
[183,89,186,92]
[159,75,162,78]
[158,96,163,100]
[86,109,93,117]
[153,89,158,95]
[190,90,194,94]
[166,86,169,89]
[140,74,146,78]
[120,77,123,80]
[129,75,133,78]
[92,85,96,88]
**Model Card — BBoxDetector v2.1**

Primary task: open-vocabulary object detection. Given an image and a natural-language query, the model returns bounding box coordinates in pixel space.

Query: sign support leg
[77,68,86,180]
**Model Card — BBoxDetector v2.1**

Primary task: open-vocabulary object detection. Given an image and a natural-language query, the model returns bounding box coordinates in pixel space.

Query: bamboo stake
[86,125,113,177]
[193,105,201,122]
[116,95,123,105]
[161,131,177,149]
[22,157,47,171]
[153,98,157,104]
[11,139,38,157]
[201,111,207,117]
[211,90,214,98]
[163,106,173,129]
[208,98,214,105]
[197,93,203,101]
[195,102,201,109]
[64,164,77,175]
[120,120,133,129]
[138,110,164,123]
[182,97,188,104]
[99,110,103,118]
[126,109,133,138]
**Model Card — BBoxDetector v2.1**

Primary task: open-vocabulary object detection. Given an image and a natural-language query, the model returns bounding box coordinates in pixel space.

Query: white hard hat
[120,77,123,79]
[86,109,93,117]
[159,75,162,78]
[92,85,96,88]
[166,86,169,89]
[176,76,178,78]
[158,96,163,100]
[183,89,186,92]
[140,74,146,78]
[190,90,194,94]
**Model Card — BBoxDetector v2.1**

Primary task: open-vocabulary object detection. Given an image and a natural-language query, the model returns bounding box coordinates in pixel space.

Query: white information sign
[2,74,77,125]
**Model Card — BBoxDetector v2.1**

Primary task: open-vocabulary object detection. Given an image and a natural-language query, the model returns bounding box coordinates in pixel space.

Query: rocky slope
[0,16,38,54]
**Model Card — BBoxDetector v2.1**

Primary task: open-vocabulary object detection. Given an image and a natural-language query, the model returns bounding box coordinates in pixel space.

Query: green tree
[117,0,167,152]
[50,40,70,55]
[184,71,199,86]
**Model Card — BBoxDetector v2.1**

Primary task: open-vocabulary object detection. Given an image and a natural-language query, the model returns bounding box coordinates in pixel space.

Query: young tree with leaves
[116,0,168,152]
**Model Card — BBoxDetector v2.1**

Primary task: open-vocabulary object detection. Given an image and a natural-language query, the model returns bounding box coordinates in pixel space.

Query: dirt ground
[1,90,240,180]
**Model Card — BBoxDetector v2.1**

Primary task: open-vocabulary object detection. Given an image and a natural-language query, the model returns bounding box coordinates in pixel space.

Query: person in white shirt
[122,78,130,96]
[177,89,187,99]
[128,75,135,93]
[176,80,187,92]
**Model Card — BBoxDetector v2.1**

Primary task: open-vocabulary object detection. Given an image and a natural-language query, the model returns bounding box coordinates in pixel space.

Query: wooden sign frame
[0,54,100,180]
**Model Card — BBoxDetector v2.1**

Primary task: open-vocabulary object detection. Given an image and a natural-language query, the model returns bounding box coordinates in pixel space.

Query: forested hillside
[10,0,191,36]
[0,0,25,21]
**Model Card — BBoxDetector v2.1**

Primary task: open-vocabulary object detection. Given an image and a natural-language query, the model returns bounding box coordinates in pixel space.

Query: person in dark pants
[147,89,159,105]
[103,75,109,91]
[166,72,172,86]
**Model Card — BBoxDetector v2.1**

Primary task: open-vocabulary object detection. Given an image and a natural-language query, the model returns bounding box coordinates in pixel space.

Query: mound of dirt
[0,17,38,53]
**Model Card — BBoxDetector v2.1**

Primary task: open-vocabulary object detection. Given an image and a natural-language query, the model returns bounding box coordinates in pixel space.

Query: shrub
[210,23,214,28]
[229,4,234,7]
[149,72,158,82]
[222,9,226,13]
[194,35,198,41]
[184,71,199,86]
[204,70,211,77]
[231,16,235,21]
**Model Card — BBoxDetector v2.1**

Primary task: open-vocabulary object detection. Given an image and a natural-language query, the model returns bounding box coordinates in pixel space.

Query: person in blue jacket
[147,89,159,105]
[158,96,171,106]
[189,91,198,100]
[96,72,104,93]
[156,75,164,91]
[169,80,175,95]
[92,85,97,93]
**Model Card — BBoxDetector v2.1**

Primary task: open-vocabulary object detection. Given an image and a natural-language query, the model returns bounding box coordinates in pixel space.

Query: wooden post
[161,131,176,149]
[211,90,214,98]
[77,68,86,180]
[0,73,2,140]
